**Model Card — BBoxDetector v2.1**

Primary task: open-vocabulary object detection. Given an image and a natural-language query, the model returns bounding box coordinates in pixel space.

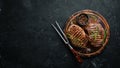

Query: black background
[0,0,120,68]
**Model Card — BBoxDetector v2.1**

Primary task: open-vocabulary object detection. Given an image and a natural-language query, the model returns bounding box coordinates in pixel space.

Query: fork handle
[71,49,83,63]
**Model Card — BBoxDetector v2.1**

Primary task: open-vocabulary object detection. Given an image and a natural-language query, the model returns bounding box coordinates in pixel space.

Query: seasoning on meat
[66,24,88,48]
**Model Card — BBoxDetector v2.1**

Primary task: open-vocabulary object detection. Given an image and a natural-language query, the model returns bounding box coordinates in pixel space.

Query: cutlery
[51,21,83,63]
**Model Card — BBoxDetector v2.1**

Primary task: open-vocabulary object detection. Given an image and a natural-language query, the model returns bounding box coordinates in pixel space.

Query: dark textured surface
[0,0,120,68]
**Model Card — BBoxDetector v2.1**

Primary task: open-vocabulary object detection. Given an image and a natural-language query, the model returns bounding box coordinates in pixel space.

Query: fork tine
[55,21,73,49]
[55,21,69,42]
[51,24,68,44]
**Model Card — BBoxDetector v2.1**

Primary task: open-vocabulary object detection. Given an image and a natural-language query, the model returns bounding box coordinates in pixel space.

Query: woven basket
[64,9,110,57]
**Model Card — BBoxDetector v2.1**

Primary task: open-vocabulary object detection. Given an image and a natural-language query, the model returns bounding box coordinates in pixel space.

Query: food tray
[64,10,110,57]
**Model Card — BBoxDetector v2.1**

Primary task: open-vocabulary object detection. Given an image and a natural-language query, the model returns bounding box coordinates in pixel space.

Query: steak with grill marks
[66,24,88,48]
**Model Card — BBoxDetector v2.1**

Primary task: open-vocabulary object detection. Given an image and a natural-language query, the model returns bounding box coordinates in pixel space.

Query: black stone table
[0,0,120,68]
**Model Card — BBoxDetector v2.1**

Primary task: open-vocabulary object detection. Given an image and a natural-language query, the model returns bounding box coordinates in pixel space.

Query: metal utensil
[51,21,83,63]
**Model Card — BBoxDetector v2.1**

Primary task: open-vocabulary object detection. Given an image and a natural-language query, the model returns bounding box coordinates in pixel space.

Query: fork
[51,21,83,63]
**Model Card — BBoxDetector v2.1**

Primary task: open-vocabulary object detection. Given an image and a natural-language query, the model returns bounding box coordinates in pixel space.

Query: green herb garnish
[102,29,107,44]
[90,26,99,41]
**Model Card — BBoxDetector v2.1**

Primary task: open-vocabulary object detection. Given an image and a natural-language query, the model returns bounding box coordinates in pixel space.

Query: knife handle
[71,49,83,63]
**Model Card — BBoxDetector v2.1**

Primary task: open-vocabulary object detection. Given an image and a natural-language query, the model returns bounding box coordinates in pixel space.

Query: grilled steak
[84,17,104,47]
[66,24,88,48]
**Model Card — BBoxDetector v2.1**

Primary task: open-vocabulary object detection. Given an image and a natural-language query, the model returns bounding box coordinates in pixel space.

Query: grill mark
[74,30,80,38]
